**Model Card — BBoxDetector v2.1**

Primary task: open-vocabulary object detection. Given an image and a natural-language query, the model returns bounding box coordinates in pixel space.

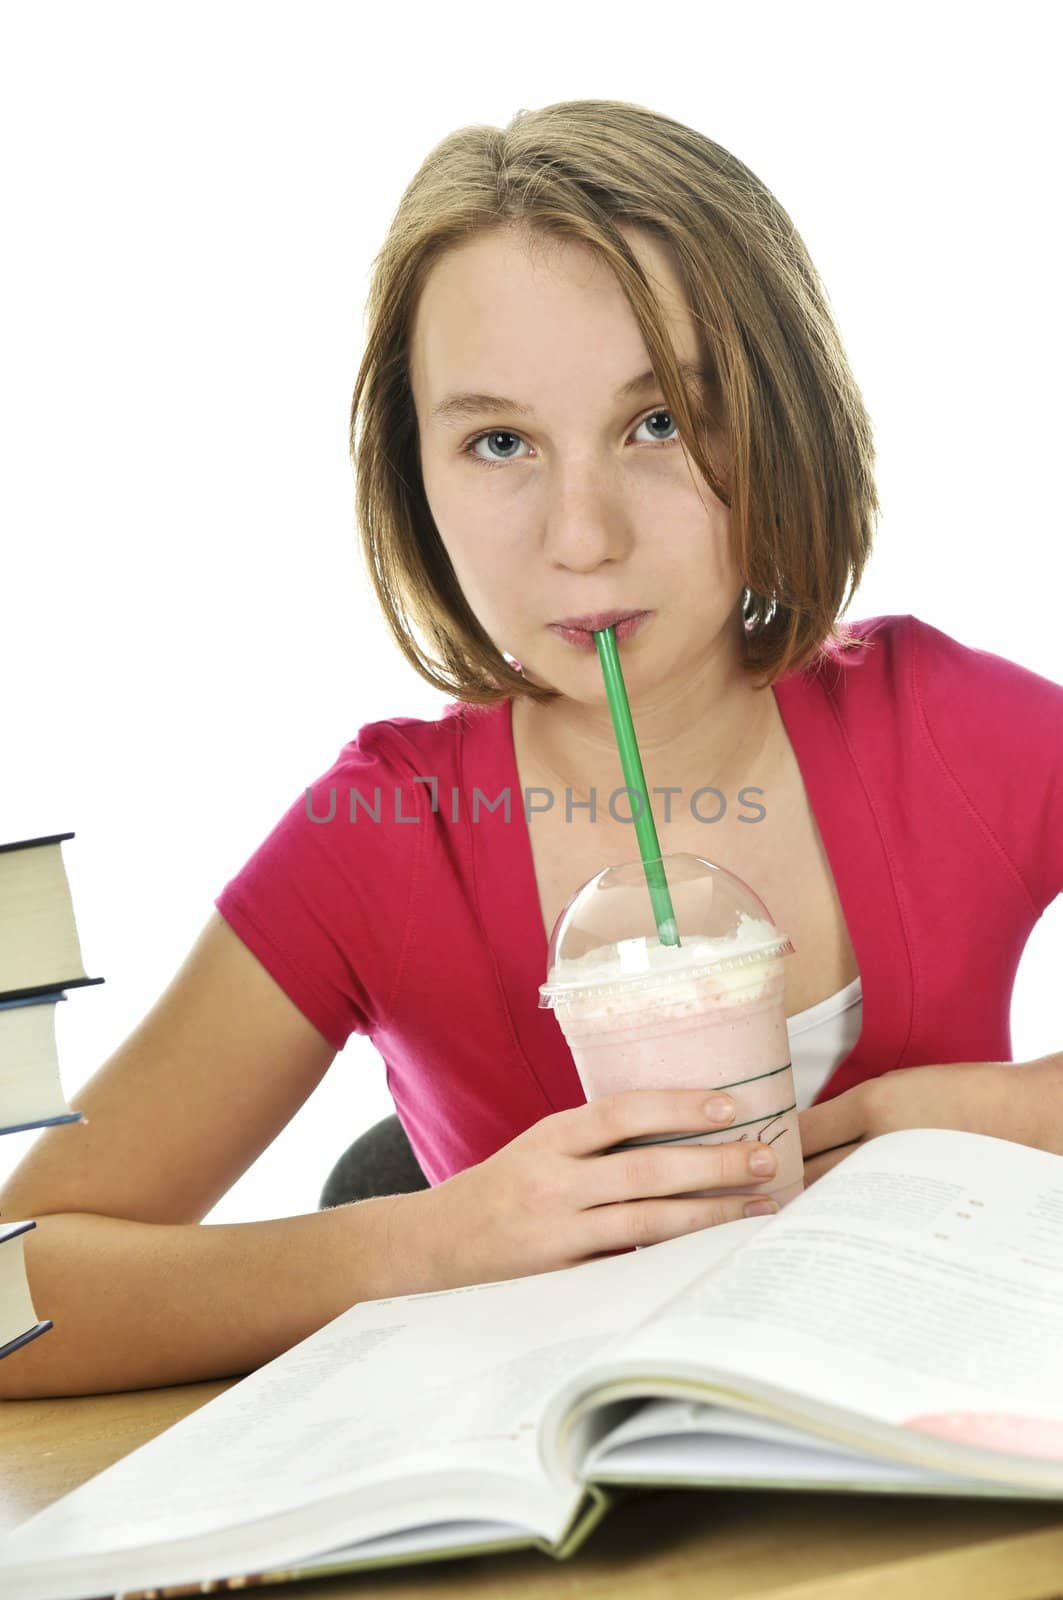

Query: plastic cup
[538,853,804,1206]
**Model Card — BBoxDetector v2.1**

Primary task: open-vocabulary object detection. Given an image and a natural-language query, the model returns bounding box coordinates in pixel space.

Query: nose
[542,460,636,572]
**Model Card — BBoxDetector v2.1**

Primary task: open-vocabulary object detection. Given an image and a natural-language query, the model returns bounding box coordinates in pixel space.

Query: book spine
[1,1111,84,1137]
[0,992,69,1011]
[0,831,75,855]
[0,976,104,1004]
[0,1320,53,1362]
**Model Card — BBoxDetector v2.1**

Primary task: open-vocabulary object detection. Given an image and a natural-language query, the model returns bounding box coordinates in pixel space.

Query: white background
[1,2,1059,1220]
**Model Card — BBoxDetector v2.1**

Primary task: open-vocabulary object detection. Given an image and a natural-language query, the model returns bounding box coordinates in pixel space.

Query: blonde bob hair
[350,98,878,704]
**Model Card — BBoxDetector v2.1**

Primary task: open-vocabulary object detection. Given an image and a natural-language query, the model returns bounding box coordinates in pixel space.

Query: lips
[547,611,653,650]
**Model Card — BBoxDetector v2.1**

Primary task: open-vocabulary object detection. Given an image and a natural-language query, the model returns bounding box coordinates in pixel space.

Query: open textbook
[3,1128,1063,1599]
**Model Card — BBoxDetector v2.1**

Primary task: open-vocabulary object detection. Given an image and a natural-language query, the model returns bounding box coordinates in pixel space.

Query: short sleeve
[214,723,424,1052]
[911,617,1063,917]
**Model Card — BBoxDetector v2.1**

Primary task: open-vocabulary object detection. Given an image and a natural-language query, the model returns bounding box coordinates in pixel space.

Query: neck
[512,617,779,810]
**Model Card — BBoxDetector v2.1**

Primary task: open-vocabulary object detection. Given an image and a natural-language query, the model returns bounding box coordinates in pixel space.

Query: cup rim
[538,934,795,1008]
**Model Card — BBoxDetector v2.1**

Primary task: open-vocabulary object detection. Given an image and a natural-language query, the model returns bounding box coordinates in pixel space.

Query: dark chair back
[319,1112,430,1208]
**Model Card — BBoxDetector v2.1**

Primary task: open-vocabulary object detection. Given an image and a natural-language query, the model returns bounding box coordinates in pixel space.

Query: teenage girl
[3,99,1060,1400]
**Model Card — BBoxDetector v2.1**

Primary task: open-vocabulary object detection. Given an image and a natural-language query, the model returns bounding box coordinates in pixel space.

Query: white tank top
[787,977,863,1108]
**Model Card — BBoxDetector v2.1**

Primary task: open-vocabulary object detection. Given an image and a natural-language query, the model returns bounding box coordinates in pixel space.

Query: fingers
[519,1092,785,1271]
[585,1134,779,1209]
[551,1089,738,1158]
[587,1191,777,1255]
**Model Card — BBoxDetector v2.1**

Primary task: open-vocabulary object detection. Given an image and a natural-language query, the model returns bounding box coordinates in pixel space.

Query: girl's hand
[798,1060,1021,1185]
[392,1089,782,1291]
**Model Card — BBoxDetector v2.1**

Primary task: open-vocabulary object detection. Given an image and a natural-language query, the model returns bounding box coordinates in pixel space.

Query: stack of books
[0,832,103,1362]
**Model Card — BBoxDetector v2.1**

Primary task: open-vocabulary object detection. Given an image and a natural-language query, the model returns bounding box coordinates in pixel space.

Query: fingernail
[744,1199,778,1217]
[749,1149,776,1176]
[705,1095,735,1123]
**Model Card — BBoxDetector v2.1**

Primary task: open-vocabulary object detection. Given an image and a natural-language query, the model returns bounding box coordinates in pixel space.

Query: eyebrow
[429,361,710,427]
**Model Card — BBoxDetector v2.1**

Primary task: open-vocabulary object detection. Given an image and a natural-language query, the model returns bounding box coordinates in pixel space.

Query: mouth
[547,610,653,650]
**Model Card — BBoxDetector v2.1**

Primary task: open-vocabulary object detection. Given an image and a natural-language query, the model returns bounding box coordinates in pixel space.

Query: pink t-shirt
[214,615,1063,1184]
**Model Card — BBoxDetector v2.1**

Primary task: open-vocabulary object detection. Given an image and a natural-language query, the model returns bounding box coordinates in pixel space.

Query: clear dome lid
[538,852,794,1008]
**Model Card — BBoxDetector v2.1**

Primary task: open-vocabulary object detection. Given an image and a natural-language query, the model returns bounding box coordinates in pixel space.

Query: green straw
[593,625,681,947]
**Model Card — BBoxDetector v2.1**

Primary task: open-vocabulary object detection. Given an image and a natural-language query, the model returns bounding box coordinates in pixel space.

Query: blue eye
[632,410,679,444]
[467,430,529,465]
[463,408,680,468]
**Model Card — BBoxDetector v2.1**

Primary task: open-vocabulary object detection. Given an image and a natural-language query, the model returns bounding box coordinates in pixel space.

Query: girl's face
[408,223,745,702]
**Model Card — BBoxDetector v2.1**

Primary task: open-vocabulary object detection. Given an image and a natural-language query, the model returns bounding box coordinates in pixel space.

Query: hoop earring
[743,584,779,618]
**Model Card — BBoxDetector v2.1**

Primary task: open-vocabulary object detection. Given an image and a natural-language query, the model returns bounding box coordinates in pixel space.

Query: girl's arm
[798,1053,1063,1184]
[0,913,408,1400]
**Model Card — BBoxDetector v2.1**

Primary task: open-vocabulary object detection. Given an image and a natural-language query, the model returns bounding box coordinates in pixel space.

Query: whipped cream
[541,913,789,999]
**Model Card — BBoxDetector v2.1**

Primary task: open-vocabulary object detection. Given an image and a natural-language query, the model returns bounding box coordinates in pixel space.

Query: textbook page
[547,1130,1063,1486]
[0,1207,756,1596]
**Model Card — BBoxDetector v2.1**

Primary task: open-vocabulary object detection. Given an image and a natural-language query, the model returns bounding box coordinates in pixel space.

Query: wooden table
[5,1381,1063,1599]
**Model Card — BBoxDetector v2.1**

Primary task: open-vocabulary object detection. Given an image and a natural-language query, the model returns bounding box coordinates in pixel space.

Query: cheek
[648,489,735,581]
[422,468,481,575]
[432,517,525,636]
[679,474,736,578]
[423,460,530,582]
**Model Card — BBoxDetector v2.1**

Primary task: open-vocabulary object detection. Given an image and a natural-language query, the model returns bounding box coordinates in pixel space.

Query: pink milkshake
[539,854,804,1206]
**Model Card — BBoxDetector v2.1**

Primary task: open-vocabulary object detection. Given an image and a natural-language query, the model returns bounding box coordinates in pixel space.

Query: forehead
[408,225,696,391]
